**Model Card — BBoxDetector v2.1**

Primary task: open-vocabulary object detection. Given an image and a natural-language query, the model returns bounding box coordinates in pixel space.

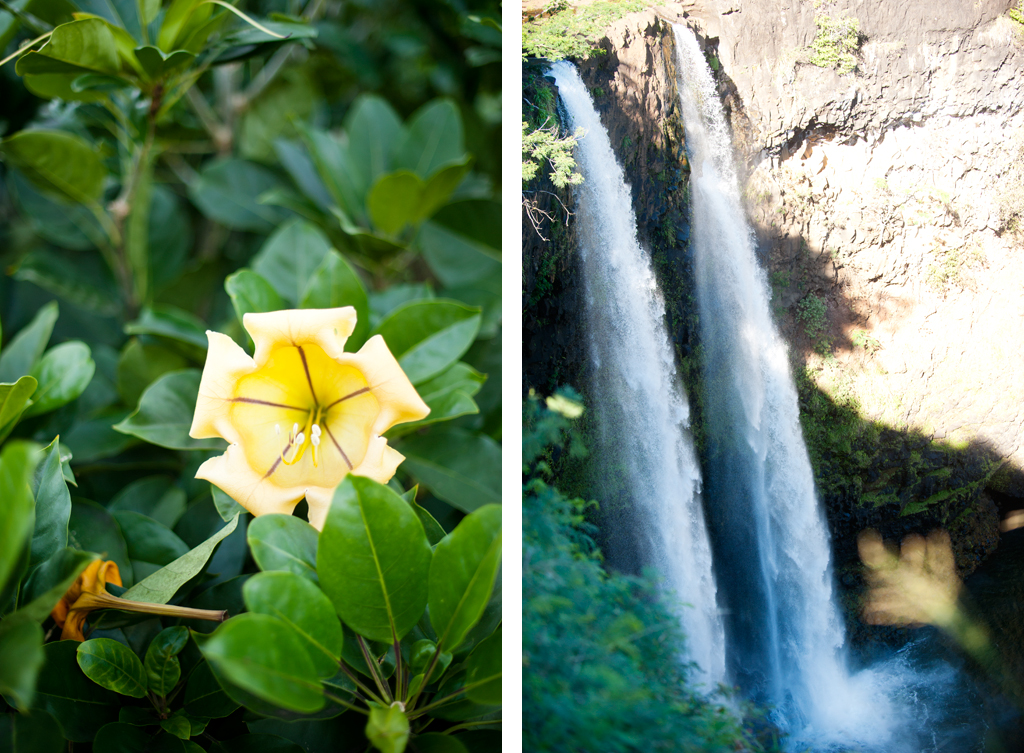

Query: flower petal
[337,336,430,435]
[245,308,358,366]
[304,485,337,531]
[196,444,307,517]
[351,435,404,484]
[191,331,256,443]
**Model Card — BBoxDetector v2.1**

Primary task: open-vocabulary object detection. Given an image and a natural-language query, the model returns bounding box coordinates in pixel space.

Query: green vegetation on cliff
[808,14,861,74]
[523,393,758,753]
[522,0,651,61]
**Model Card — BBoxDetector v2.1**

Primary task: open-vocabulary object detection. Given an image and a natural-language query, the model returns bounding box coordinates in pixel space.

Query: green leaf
[370,300,481,385]
[0,441,41,597]
[195,612,325,713]
[412,734,468,753]
[28,437,71,567]
[393,99,465,179]
[212,485,247,523]
[16,18,120,76]
[0,300,57,383]
[114,510,190,567]
[247,514,318,583]
[243,571,342,678]
[117,338,189,406]
[252,218,332,305]
[299,249,370,347]
[239,68,316,162]
[22,341,95,418]
[397,428,501,513]
[386,362,484,437]
[113,369,226,451]
[77,638,148,698]
[0,710,65,752]
[299,126,365,224]
[124,305,209,352]
[0,129,106,204]
[12,247,121,316]
[63,409,138,464]
[14,548,97,624]
[160,714,191,739]
[189,158,289,232]
[0,619,44,710]
[121,512,239,604]
[109,476,187,529]
[226,269,287,332]
[367,171,425,236]
[92,722,152,751]
[365,703,410,753]
[345,94,403,191]
[32,640,119,741]
[464,627,500,705]
[145,626,188,696]
[68,498,133,585]
[418,211,501,289]
[0,376,38,443]
[317,476,431,643]
[218,733,306,752]
[9,171,105,251]
[133,45,194,78]
[428,505,501,651]
[183,660,240,718]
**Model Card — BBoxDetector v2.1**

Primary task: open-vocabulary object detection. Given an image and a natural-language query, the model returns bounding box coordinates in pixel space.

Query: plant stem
[356,635,393,703]
[337,662,386,705]
[408,674,500,719]
[324,692,369,715]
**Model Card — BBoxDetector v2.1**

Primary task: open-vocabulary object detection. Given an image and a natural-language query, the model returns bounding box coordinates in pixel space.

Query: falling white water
[671,23,895,745]
[550,60,727,689]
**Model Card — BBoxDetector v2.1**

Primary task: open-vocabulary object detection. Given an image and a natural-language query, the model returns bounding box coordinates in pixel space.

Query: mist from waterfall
[549,60,727,689]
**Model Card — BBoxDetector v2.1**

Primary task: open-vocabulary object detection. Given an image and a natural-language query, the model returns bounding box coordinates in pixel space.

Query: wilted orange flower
[188,307,429,529]
[51,558,226,641]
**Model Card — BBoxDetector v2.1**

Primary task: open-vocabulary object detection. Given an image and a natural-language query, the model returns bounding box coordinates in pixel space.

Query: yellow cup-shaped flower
[189,307,429,529]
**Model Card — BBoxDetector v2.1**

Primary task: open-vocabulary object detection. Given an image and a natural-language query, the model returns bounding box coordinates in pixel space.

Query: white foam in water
[550,60,728,689]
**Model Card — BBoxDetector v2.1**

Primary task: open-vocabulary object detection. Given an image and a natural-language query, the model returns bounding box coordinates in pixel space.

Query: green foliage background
[0,0,501,748]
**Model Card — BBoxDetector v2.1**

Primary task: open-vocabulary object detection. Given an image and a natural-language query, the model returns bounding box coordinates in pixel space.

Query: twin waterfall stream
[550,25,978,753]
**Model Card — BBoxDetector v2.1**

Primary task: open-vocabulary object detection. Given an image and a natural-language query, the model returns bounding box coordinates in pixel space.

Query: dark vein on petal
[232,397,306,411]
[324,424,352,469]
[263,440,293,479]
[297,346,318,403]
[325,387,371,410]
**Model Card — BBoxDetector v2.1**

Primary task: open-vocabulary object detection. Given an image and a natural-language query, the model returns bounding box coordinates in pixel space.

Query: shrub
[808,15,861,74]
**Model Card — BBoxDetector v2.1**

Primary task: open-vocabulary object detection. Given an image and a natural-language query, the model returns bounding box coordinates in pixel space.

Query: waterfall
[670,24,903,747]
[550,60,727,688]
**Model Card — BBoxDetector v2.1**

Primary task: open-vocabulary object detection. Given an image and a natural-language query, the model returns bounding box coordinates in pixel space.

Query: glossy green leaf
[371,300,481,385]
[134,45,194,78]
[412,734,469,753]
[0,129,106,204]
[189,159,289,232]
[367,170,424,235]
[275,138,333,211]
[0,376,38,443]
[398,428,501,513]
[226,269,288,331]
[33,641,119,741]
[63,409,137,464]
[9,171,104,251]
[148,646,183,695]
[393,99,465,179]
[418,211,501,289]
[417,158,472,219]
[0,441,41,597]
[124,305,208,351]
[183,660,240,718]
[196,612,325,713]
[115,510,189,569]
[0,619,45,710]
[121,512,239,603]
[160,714,191,739]
[117,339,189,408]
[13,548,97,623]
[16,18,120,76]
[114,369,226,451]
[464,627,500,705]
[28,437,72,567]
[22,341,95,418]
[317,476,431,643]
[212,485,247,522]
[247,513,319,582]
[0,709,65,752]
[243,571,342,678]
[77,638,148,698]
[13,247,121,316]
[157,0,209,50]
[299,249,370,346]
[252,218,332,304]
[365,703,409,753]
[0,300,57,382]
[403,488,446,547]
[345,94,402,190]
[428,505,500,651]
[386,362,484,437]
[299,126,364,223]
[109,476,187,529]
[68,498,133,585]
[240,68,316,162]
